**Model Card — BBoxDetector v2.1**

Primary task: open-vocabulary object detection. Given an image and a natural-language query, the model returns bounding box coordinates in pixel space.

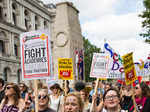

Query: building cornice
[56,2,79,13]
[24,0,56,17]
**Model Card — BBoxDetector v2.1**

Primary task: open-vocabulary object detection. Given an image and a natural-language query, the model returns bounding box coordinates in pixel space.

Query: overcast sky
[41,0,150,62]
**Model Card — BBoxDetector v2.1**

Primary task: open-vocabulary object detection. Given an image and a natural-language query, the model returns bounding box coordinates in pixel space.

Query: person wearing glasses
[128,82,150,112]
[0,83,24,112]
[49,83,63,112]
[64,92,84,112]
[19,83,28,99]
[93,88,126,112]
[38,89,55,112]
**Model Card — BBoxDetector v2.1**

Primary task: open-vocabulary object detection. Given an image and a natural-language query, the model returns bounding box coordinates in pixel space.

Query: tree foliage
[83,37,101,82]
[139,0,150,42]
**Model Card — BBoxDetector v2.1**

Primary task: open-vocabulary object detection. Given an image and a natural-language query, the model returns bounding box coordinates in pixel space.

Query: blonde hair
[64,92,84,112]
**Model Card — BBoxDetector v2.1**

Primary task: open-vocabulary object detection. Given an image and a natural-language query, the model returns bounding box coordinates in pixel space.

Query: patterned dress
[0,104,19,112]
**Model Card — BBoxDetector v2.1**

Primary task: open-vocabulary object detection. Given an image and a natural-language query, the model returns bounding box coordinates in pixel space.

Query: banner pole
[90,78,99,112]
[34,80,38,112]
[64,80,67,97]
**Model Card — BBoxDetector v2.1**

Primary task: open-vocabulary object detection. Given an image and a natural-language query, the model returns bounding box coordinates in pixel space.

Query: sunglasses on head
[52,86,58,89]
[38,95,47,100]
[6,86,13,90]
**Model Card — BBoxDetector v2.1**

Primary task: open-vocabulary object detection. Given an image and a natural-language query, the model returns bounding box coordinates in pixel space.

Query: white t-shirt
[49,95,63,111]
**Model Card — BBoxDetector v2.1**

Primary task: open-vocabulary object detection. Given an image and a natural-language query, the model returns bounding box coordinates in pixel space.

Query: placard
[90,53,109,78]
[58,58,73,80]
[20,29,52,80]
[122,52,137,85]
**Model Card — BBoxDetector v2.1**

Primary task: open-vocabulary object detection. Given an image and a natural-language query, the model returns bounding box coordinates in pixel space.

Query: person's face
[134,84,142,97]
[92,82,95,88]
[64,96,80,112]
[104,90,120,109]
[5,85,16,96]
[80,91,86,101]
[105,85,110,91]
[52,86,59,94]
[38,91,48,106]
[19,84,25,91]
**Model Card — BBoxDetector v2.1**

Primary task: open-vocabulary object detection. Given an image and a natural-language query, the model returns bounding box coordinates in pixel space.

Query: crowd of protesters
[0,78,149,112]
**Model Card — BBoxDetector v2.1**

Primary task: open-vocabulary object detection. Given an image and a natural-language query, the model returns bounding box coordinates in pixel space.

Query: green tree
[139,0,150,42]
[83,37,101,82]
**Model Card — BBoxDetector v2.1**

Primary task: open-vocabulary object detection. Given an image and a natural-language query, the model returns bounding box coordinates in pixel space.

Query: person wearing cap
[49,83,64,112]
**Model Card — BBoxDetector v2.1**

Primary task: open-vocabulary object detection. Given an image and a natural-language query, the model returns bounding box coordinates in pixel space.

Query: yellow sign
[122,52,137,85]
[99,78,107,80]
[58,58,73,80]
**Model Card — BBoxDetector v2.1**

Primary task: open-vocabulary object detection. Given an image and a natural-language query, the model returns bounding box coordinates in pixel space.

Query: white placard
[90,53,109,78]
[20,29,52,80]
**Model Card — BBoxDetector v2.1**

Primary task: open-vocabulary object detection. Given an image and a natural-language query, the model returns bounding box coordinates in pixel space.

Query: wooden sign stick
[90,78,99,112]
[34,80,39,112]
[64,80,67,97]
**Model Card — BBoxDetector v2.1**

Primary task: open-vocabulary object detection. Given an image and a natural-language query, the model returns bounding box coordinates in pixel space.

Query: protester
[49,83,63,112]
[0,83,24,112]
[38,89,56,112]
[24,88,35,112]
[104,83,111,92]
[93,88,126,112]
[80,88,91,112]
[19,83,28,99]
[66,80,74,94]
[89,80,104,105]
[128,82,150,112]
[0,78,5,103]
[120,85,132,110]
[64,92,84,112]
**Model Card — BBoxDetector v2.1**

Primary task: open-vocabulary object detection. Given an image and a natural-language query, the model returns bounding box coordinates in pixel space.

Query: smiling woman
[93,88,126,112]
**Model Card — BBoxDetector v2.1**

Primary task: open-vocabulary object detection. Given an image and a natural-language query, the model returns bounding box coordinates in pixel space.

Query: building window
[12,12,16,25]
[14,44,18,56]
[12,3,18,25]
[35,16,40,30]
[44,20,48,29]
[24,9,30,31]
[0,7,3,20]
[0,40,4,53]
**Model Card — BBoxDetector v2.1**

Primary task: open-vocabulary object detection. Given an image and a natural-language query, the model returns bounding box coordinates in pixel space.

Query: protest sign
[122,52,137,85]
[58,58,73,80]
[20,29,52,80]
[90,53,109,78]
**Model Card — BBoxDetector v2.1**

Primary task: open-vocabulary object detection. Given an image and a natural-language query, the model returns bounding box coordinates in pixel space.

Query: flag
[78,50,84,80]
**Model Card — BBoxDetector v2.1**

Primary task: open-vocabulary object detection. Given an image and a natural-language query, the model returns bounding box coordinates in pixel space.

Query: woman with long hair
[0,83,24,112]
[128,82,150,112]
[49,83,63,112]
[80,89,91,112]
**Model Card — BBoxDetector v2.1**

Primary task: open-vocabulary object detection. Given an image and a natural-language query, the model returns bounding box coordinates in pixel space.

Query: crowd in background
[0,78,150,112]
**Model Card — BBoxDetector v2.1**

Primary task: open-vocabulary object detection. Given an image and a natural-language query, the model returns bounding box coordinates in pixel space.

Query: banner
[90,53,109,78]
[122,52,137,85]
[104,42,150,78]
[20,29,52,80]
[58,58,73,80]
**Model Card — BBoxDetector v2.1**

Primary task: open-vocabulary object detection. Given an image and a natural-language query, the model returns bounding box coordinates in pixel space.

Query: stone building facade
[0,0,83,83]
